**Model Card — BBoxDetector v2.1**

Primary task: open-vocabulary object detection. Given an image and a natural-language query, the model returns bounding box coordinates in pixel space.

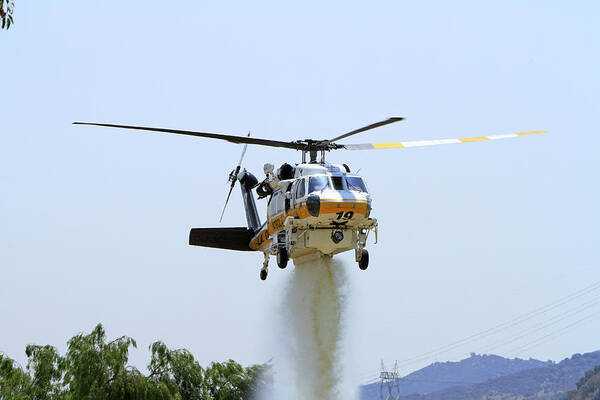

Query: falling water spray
[279,255,348,400]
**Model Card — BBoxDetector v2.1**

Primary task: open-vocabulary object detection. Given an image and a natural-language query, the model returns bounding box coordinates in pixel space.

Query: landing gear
[260,252,269,281]
[358,249,369,270]
[277,247,288,269]
[356,227,373,270]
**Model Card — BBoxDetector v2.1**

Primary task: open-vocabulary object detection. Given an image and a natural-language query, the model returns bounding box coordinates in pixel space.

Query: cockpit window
[345,176,367,192]
[331,176,345,190]
[296,178,305,198]
[308,176,330,192]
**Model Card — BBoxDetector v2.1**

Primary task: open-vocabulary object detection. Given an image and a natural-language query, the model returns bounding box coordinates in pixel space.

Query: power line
[393,280,600,369]
[478,296,600,353]
[358,280,600,383]
[361,312,600,388]
[507,312,600,357]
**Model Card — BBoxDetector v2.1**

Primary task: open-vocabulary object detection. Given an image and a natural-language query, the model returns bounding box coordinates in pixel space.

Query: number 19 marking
[335,211,354,220]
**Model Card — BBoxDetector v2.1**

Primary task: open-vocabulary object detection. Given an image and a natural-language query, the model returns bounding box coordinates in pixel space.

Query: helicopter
[74,118,546,280]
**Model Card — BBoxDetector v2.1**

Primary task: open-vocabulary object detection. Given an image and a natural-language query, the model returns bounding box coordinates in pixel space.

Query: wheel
[277,247,288,269]
[260,269,268,280]
[358,249,369,270]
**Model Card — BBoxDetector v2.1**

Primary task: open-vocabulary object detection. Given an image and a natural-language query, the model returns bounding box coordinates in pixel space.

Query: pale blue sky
[1,0,599,388]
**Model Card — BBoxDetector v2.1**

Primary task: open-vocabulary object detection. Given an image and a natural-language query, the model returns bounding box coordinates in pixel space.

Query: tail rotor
[219,133,250,222]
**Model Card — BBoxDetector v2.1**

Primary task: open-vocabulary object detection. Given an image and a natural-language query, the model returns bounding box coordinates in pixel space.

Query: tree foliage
[0,353,32,400]
[0,0,14,30]
[564,365,600,400]
[0,324,271,400]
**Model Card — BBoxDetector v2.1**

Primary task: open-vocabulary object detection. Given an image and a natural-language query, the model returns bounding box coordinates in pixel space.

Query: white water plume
[277,255,349,400]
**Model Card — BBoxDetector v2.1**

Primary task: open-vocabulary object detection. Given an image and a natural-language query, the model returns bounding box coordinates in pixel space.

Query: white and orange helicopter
[74,118,545,280]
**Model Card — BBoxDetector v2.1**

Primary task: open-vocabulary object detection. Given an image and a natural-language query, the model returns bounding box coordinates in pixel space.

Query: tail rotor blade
[237,134,250,166]
[219,183,235,223]
[218,132,251,223]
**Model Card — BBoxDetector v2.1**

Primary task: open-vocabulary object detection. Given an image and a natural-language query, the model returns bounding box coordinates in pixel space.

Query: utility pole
[379,360,401,400]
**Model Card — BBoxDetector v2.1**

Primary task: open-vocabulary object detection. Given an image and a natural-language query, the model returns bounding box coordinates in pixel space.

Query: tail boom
[189,227,255,251]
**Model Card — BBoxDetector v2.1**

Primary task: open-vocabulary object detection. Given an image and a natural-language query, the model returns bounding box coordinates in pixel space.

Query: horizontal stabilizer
[189,227,254,251]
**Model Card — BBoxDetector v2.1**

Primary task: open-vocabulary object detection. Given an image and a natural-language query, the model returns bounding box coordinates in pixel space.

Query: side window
[269,192,280,216]
[267,196,272,217]
[290,181,298,198]
[296,179,305,198]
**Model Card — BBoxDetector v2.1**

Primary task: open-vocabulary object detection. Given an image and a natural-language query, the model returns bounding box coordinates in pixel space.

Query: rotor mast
[300,149,325,164]
[296,139,338,164]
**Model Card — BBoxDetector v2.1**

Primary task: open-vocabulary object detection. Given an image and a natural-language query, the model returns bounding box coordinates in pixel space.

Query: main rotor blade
[342,130,547,150]
[73,122,302,150]
[329,117,404,143]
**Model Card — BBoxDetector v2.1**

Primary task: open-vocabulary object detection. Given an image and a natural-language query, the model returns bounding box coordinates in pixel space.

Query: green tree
[0,324,271,399]
[24,345,64,400]
[61,323,175,400]
[244,363,272,399]
[148,341,206,399]
[204,360,249,400]
[0,354,32,400]
[203,360,272,400]
[0,0,14,30]
[147,341,271,400]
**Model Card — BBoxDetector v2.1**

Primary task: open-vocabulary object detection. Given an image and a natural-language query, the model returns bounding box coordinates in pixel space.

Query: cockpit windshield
[345,176,367,192]
[308,176,330,192]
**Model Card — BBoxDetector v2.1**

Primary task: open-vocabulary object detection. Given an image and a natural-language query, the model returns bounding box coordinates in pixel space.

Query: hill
[361,351,600,400]
[360,353,553,399]
[564,365,600,400]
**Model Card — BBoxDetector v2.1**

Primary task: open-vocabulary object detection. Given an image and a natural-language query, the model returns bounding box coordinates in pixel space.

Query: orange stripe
[459,137,489,142]
[253,201,370,250]
[373,142,404,149]
[516,130,547,136]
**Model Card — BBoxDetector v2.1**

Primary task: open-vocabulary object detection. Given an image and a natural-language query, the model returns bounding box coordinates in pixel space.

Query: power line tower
[379,360,401,400]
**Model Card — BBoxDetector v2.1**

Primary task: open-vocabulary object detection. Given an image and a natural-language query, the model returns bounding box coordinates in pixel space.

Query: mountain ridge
[360,351,600,400]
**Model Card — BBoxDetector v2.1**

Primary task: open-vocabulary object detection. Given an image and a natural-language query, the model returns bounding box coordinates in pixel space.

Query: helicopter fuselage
[248,162,377,267]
